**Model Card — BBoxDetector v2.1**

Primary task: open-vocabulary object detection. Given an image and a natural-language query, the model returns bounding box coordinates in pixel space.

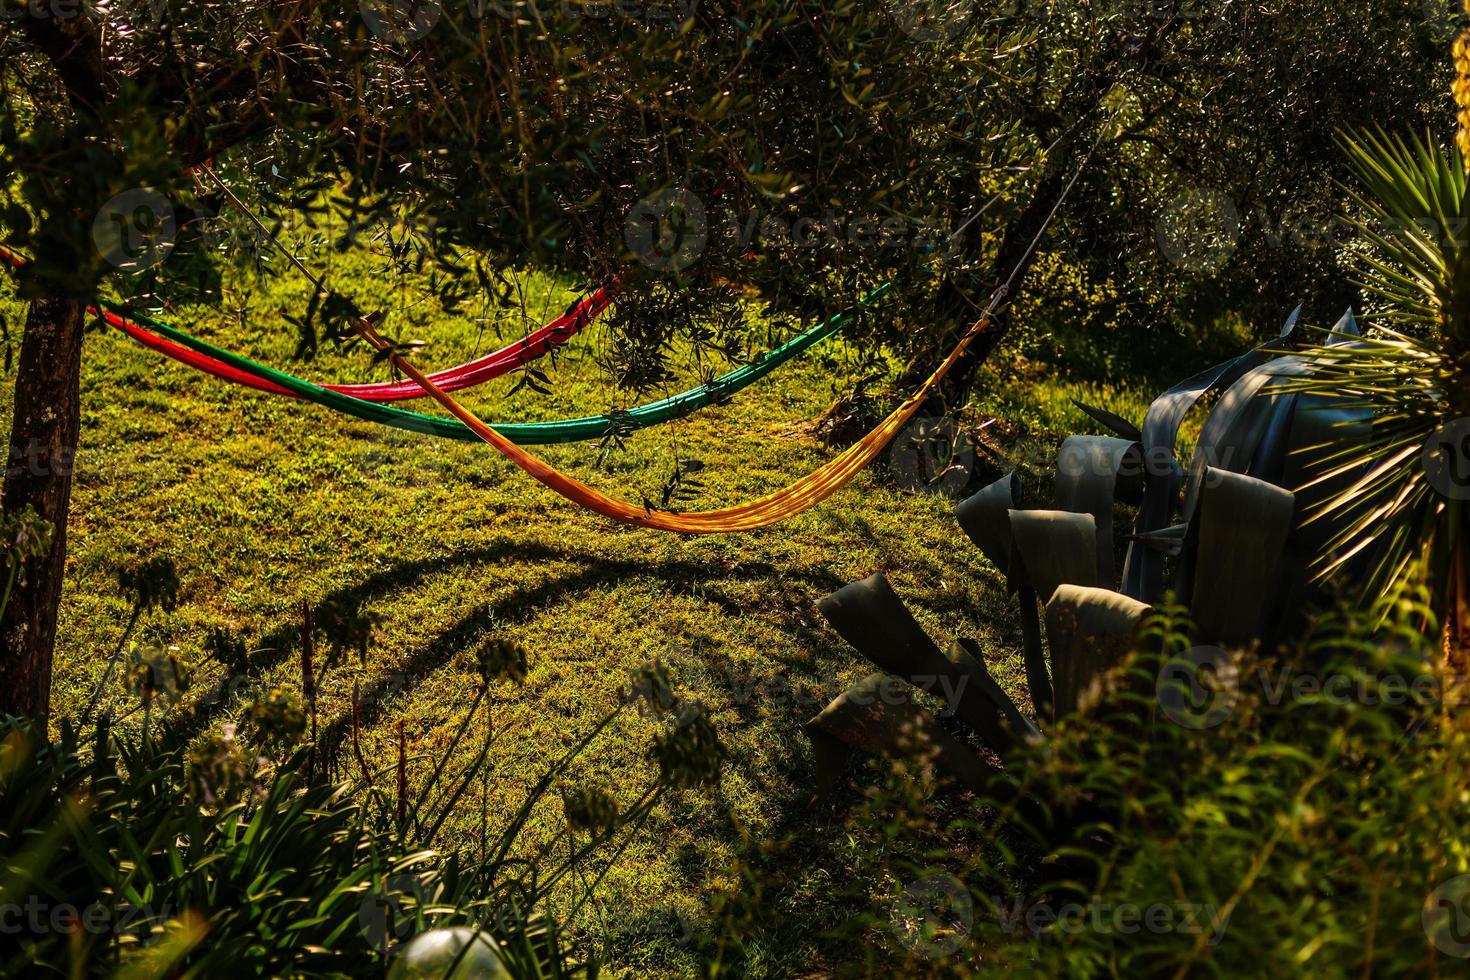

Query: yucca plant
[0,521,727,977]
[0,686,722,977]
[1288,129,1470,662]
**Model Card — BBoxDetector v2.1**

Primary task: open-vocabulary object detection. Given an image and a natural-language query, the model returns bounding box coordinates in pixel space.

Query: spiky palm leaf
[1339,130,1470,342]
[1288,131,1469,626]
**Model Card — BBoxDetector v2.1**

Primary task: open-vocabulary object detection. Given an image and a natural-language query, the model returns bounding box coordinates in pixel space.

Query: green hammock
[104,283,887,445]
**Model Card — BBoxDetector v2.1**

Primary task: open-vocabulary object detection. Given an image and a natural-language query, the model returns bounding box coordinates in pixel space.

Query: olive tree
[0,0,1454,718]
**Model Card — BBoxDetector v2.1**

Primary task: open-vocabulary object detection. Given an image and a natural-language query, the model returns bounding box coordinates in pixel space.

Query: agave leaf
[1070,399,1143,442]
[1044,585,1150,721]
[1007,509,1098,723]
[1126,523,1188,557]
[1179,468,1296,647]
[1122,313,1297,602]
[950,638,1044,756]
[1007,509,1099,602]
[1055,435,1143,585]
[804,672,997,793]
[817,574,1034,746]
[956,472,1022,577]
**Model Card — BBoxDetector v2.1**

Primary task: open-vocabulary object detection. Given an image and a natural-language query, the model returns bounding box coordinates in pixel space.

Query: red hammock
[113,287,611,401]
[0,244,609,402]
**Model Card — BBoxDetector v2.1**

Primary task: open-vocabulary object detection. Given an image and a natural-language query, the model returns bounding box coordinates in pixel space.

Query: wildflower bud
[649,708,725,789]
[117,557,181,613]
[624,658,678,718]
[205,627,252,675]
[125,643,189,706]
[185,724,259,808]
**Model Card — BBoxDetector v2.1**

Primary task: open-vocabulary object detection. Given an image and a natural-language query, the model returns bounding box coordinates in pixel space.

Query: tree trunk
[908,140,1087,416]
[816,146,1087,447]
[876,109,1099,423]
[0,297,86,721]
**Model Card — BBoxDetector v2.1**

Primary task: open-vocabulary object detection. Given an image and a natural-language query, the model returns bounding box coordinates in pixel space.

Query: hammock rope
[101,292,880,444]
[2,137,1089,535]
[346,292,1004,533]
[93,283,976,532]
[112,289,610,401]
[199,165,1007,533]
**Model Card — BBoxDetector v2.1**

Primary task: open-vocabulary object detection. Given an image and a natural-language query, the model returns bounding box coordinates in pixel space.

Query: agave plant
[1288,130,1470,660]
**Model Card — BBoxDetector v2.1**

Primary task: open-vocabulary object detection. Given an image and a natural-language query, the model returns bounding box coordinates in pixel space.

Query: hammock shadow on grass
[309,555,854,752]
[166,540,558,739]
[170,539,859,746]
[156,530,1015,968]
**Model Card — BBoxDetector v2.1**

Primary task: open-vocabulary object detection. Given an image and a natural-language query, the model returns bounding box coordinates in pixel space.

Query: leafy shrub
[0,714,564,977]
[0,661,722,977]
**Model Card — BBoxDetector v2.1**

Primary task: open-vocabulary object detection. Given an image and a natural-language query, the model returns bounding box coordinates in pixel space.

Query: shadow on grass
[154,528,1015,975]
[171,536,856,743]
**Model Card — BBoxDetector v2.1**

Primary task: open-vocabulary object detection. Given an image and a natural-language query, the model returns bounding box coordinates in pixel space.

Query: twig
[302,599,318,783]
[396,719,408,836]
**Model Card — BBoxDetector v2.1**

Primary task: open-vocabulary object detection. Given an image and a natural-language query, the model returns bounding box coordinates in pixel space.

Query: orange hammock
[191,165,1033,534]
[355,310,994,533]
[191,167,1005,535]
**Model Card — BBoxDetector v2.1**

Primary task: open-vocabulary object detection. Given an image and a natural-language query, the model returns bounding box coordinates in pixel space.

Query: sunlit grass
[0,251,1219,975]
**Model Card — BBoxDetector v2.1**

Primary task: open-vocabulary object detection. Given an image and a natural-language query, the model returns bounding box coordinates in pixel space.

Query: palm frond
[1281,132,1469,613]
[1338,129,1470,345]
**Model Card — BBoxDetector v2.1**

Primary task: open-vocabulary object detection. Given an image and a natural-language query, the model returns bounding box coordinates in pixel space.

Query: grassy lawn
[1,252,1183,976]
